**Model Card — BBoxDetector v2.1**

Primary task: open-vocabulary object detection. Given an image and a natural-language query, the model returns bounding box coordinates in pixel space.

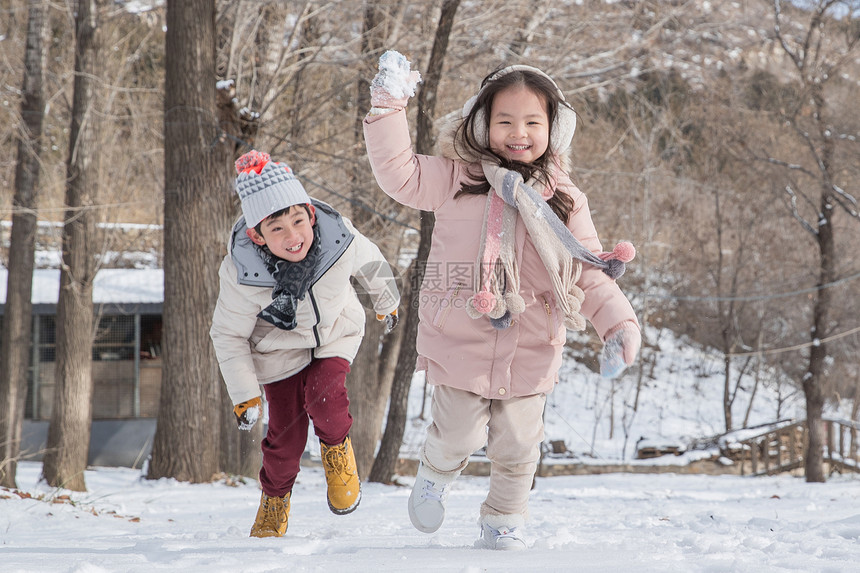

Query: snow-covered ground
[3,327,858,571]
[3,460,859,572]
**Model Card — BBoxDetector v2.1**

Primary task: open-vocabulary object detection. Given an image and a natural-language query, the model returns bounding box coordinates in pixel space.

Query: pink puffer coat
[364,110,637,399]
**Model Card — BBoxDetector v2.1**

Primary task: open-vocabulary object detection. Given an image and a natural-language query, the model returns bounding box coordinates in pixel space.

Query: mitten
[377,309,399,334]
[233,396,263,431]
[369,50,421,111]
[599,321,641,379]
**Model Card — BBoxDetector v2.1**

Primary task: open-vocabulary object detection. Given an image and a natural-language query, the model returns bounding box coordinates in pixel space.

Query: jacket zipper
[310,287,321,349]
[433,283,462,329]
[543,295,554,340]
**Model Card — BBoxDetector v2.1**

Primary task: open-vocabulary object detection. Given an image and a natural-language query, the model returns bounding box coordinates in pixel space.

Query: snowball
[244,405,260,425]
[374,50,421,99]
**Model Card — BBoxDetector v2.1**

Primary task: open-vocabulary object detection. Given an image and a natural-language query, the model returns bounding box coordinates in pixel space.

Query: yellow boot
[249,491,290,538]
[320,436,361,515]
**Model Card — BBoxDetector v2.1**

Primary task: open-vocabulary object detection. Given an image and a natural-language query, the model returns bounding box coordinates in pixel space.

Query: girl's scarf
[256,224,323,331]
[468,162,632,330]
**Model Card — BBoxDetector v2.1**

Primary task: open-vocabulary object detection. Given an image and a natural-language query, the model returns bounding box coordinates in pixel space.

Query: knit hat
[234,150,311,229]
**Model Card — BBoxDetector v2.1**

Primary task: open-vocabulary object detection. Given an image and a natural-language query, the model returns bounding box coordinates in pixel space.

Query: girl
[363,52,640,550]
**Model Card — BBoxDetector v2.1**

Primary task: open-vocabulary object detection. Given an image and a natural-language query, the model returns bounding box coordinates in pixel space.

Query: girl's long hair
[453,68,575,223]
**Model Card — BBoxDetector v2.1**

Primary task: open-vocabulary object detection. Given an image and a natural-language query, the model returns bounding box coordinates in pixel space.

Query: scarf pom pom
[603,258,626,279]
[466,302,483,319]
[470,291,497,315]
[490,311,512,330]
[566,293,582,313]
[612,241,636,263]
[505,292,525,314]
[564,313,586,331]
[489,297,508,319]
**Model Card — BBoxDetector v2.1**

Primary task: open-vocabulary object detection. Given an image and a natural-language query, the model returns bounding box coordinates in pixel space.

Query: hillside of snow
[392,325,807,471]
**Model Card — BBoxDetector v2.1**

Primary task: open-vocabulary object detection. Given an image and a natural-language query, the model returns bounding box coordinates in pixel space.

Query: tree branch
[784,184,819,236]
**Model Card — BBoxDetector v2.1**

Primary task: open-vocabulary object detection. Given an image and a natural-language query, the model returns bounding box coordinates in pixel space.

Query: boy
[210,150,400,538]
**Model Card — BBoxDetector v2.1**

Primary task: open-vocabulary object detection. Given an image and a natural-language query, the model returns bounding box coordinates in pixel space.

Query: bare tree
[705,181,768,432]
[346,0,409,477]
[0,0,48,489]
[762,0,860,482]
[147,0,232,483]
[369,0,460,484]
[42,0,105,492]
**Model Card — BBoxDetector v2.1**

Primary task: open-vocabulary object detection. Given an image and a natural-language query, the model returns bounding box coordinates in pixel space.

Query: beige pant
[421,385,546,518]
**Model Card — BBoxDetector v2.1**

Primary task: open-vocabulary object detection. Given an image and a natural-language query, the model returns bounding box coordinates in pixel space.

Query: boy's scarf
[256,224,323,330]
[468,163,629,331]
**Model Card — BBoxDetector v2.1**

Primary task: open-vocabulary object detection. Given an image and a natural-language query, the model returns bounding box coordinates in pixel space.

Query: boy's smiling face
[247,204,316,262]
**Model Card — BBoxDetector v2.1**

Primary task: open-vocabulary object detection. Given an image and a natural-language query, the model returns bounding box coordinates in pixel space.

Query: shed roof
[0,268,163,314]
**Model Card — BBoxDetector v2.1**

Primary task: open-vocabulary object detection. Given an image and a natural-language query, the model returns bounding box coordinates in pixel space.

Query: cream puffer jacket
[210,200,400,405]
[363,110,637,399]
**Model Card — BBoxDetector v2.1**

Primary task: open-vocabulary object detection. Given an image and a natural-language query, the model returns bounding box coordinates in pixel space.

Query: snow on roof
[0,268,163,305]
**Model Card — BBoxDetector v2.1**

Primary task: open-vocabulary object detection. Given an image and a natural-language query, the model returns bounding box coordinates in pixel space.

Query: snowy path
[2,462,859,572]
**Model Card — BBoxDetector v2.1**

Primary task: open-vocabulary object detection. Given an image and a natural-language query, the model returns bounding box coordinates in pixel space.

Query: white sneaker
[479,514,527,550]
[408,463,458,533]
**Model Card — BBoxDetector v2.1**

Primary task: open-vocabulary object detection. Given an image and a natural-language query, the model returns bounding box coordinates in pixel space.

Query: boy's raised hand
[233,396,262,431]
[370,50,422,111]
[599,321,641,379]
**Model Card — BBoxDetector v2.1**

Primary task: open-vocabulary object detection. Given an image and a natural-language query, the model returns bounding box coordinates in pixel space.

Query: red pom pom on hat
[235,150,270,175]
[233,149,309,229]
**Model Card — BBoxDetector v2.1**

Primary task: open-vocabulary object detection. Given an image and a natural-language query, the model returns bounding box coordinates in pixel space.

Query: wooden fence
[735,418,860,476]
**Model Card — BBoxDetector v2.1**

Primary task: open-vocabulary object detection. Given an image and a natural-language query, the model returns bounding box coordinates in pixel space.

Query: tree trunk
[722,355,733,432]
[344,1,403,478]
[219,381,262,478]
[369,0,460,483]
[42,0,103,492]
[742,331,764,429]
[800,75,840,483]
[0,0,47,489]
[214,79,260,478]
[803,191,835,483]
[147,0,229,483]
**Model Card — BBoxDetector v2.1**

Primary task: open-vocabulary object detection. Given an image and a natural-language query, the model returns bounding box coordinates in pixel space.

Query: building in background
[0,267,163,421]
[1,268,164,467]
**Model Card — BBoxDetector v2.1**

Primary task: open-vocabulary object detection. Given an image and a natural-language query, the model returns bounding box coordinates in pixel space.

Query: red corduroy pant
[259,356,352,497]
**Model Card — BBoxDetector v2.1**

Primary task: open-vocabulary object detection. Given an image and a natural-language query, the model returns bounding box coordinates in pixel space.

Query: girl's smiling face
[488,85,550,164]
[246,205,316,262]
